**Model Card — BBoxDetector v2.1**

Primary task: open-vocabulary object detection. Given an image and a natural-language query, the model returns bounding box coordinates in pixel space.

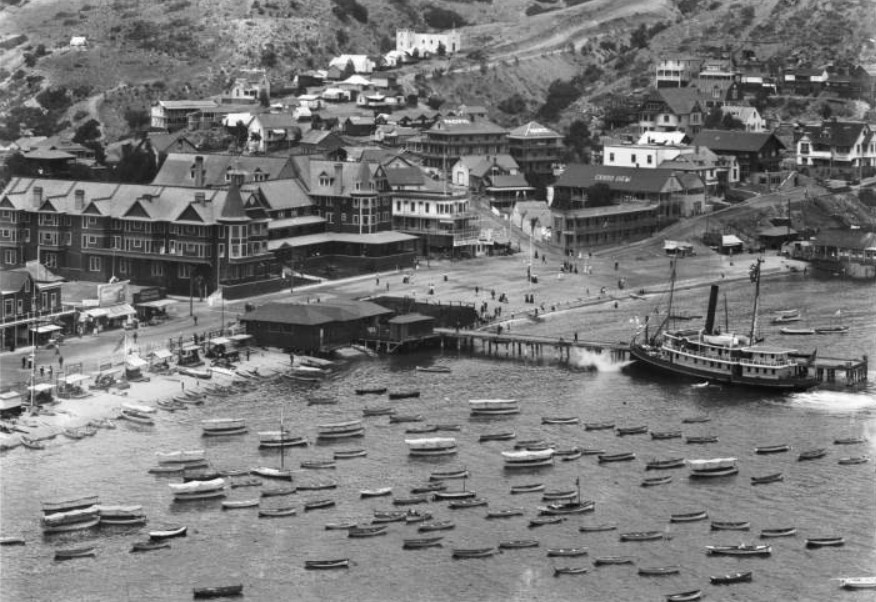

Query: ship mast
[748,258,762,343]
[652,258,676,341]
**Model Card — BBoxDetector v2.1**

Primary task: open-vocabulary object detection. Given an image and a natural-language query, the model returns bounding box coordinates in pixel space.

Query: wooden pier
[810,356,869,386]
[434,328,629,364]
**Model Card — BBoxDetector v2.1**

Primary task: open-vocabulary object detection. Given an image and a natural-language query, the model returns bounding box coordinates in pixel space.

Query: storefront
[0,391,23,418]
[125,355,150,382]
[57,373,91,399]
[134,287,177,323]
[26,382,55,406]
[150,348,173,372]
[178,344,203,367]
[78,303,137,334]
[30,323,63,347]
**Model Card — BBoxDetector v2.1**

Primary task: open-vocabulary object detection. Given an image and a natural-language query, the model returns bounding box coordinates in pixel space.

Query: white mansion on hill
[396,28,462,56]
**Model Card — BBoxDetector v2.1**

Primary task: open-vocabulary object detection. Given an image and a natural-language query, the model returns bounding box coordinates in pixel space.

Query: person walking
[58,355,64,370]
[193,315,198,326]
[21,356,26,370]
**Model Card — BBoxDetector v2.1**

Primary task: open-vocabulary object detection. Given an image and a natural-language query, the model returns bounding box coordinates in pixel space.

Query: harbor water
[1,274,874,601]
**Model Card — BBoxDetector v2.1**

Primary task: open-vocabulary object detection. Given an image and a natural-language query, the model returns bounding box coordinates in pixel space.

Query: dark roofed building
[795,121,874,177]
[691,130,785,180]
[240,299,393,351]
[152,153,295,188]
[809,229,876,280]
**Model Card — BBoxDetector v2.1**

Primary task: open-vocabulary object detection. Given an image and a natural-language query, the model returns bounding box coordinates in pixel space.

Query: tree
[113,143,157,183]
[564,119,592,162]
[258,88,270,107]
[426,95,445,110]
[721,113,745,130]
[703,104,724,129]
[436,42,446,57]
[819,103,833,119]
[342,59,356,79]
[124,107,150,132]
[260,44,277,68]
[630,24,649,49]
[497,94,526,115]
[405,94,419,107]
[73,119,102,143]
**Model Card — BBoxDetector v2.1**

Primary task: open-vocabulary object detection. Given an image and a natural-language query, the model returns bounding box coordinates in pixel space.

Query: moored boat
[355,387,387,395]
[579,524,617,533]
[806,537,845,548]
[41,507,101,533]
[300,460,336,470]
[317,420,365,440]
[485,509,524,519]
[169,478,226,501]
[393,496,430,506]
[542,416,579,425]
[405,425,438,434]
[498,540,539,549]
[650,430,682,440]
[416,365,451,373]
[130,541,170,553]
[42,496,100,515]
[304,559,349,570]
[149,525,187,540]
[597,452,635,463]
[554,566,589,576]
[333,449,366,459]
[221,499,259,510]
[547,546,588,557]
[503,448,554,468]
[839,577,876,590]
[838,455,870,465]
[542,489,576,501]
[646,457,686,471]
[303,499,335,511]
[638,566,680,576]
[539,500,595,516]
[448,498,488,509]
[192,584,243,599]
[665,589,702,601]
[362,407,395,417]
[670,510,708,523]
[511,483,545,495]
[469,399,520,416]
[433,489,477,501]
[429,469,470,481]
[710,570,753,585]
[760,527,797,538]
[620,531,665,542]
[616,425,648,436]
[97,504,146,525]
[642,475,673,487]
[478,431,516,442]
[201,419,246,437]
[685,435,718,444]
[706,544,771,556]
[403,536,444,549]
[388,390,420,400]
[751,472,784,485]
[360,487,392,498]
[755,444,790,454]
[798,448,827,461]
[389,414,423,424]
[257,431,307,448]
[418,520,455,532]
[348,525,388,538]
[593,556,634,565]
[834,436,867,445]
[250,466,294,480]
[452,547,496,559]
[118,409,154,425]
[681,415,711,424]
[54,546,96,560]
[780,327,815,335]
[406,437,457,456]
[258,506,297,518]
[410,482,447,494]
[156,449,206,464]
[0,537,25,546]
[584,421,615,431]
[529,516,565,527]
[296,479,337,490]
[688,457,738,478]
[711,520,750,531]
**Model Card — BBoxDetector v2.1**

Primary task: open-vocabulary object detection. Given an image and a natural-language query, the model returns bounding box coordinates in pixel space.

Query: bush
[498,94,527,114]
[36,87,72,112]
[423,6,467,29]
[538,78,582,120]
[73,119,102,143]
[526,4,557,16]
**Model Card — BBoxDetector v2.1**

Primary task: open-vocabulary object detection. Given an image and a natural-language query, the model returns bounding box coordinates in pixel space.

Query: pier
[434,328,629,363]
[810,355,870,386]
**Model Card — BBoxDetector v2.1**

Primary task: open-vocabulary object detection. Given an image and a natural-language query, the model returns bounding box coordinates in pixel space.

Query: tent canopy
[126,356,149,368]
[62,373,90,384]
[31,324,62,334]
[137,299,177,309]
[152,349,173,360]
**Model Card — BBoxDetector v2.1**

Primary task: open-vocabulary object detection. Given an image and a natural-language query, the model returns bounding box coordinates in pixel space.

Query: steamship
[629,259,819,391]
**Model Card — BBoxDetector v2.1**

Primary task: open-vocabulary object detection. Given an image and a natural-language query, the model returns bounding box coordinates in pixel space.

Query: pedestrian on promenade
[48,366,53,379]
[475,286,479,295]
[246,348,251,361]
[376,276,380,286]
[40,366,45,377]
[58,356,64,369]
[386,282,390,291]
[193,315,198,326]
[133,332,138,343]
[574,332,578,342]
[21,356,26,369]
[181,381,185,391]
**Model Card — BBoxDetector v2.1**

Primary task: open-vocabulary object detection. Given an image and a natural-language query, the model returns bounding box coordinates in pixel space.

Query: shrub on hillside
[565,0,593,6]
[498,94,527,114]
[331,0,368,24]
[423,6,468,29]
[36,87,72,112]
[526,4,558,16]
[538,79,582,121]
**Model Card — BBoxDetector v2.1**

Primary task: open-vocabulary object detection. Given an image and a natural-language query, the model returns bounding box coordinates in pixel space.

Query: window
[319,175,330,187]
[88,256,102,272]
[609,153,615,162]
[24,278,30,293]
[43,253,57,268]
[4,299,12,315]
[353,215,359,225]
[341,213,347,223]
[178,264,192,279]
[65,232,72,246]
[631,154,637,164]
[218,243,225,258]
[24,230,30,242]
[647,155,653,165]
[4,249,16,264]
[40,292,48,309]
[663,115,670,123]
[800,143,810,154]
[327,214,335,224]
[17,299,23,314]
[151,262,164,277]
[86,216,99,227]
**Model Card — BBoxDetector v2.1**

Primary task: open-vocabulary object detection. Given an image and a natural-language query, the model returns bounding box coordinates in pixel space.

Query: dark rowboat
[642,475,672,487]
[620,531,664,542]
[685,435,718,444]
[598,452,635,463]
[303,499,335,511]
[665,590,702,601]
[393,496,430,506]
[670,510,708,522]
[362,407,394,417]
[638,566,680,576]
[529,517,565,527]
[360,487,393,498]
[711,520,750,531]
[388,390,420,400]
[403,536,444,549]
[755,444,790,454]
[751,472,783,485]
[301,460,336,470]
[410,483,446,494]
[389,414,423,424]
[305,559,349,570]
[646,457,685,470]
[448,498,487,509]
[554,566,588,576]
[258,507,297,518]
[542,490,576,501]
[486,509,524,519]
[834,436,867,445]
[192,584,243,598]
[798,448,827,461]
[429,469,470,481]
[650,430,682,440]
[838,455,870,465]
[579,524,617,533]
[0,537,25,546]
[806,537,845,548]
[348,525,388,538]
[55,546,96,560]
[760,527,797,538]
[584,422,615,431]
[710,571,753,585]
[355,387,387,395]
[479,431,515,442]
[452,547,496,559]
[593,556,635,565]
[405,425,438,434]
[433,490,476,501]
[499,540,539,549]
[681,416,711,424]
[333,449,367,459]
[418,520,455,532]
[616,425,648,436]
[706,544,771,556]
[510,483,545,494]
[261,487,296,498]
[581,448,606,456]
[131,541,170,553]
[547,547,588,557]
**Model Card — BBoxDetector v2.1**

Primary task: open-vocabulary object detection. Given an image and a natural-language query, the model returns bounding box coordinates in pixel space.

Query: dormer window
[355,182,361,191]
[319,175,331,187]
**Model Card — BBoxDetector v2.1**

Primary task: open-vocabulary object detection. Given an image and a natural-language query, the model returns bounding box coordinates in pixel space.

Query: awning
[209,337,232,346]
[62,374,91,384]
[125,356,149,368]
[152,349,173,360]
[83,308,108,319]
[30,324,62,334]
[181,344,201,352]
[106,304,136,318]
[229,334,252,342]
[136,299,177,309]
[96,368,122,377]
[27,383,55,392]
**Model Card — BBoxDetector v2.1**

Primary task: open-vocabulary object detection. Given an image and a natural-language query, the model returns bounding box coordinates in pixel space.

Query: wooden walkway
[434,328,629,363]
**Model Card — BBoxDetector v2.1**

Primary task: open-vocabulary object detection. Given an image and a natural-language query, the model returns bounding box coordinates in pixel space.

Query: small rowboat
[324,521,358,530]
[560,450,583,461]
[479,431,516,442]
[711,520,750,531]
[781,327,815,335]
[348,525,388,538]
[405,425,438,434]
[706,544,771,556]
[452,547,496,559]
[642,475,672,487]
[539,500,595,516]
[258,506,297,517]
[0,537,25,546]
[131,541,170,553]
[542,416,579,425]
[760,527,797,538]
[547,547,588,557]
[55,546,96,560]
[221,499,259,510]
[681,415,711,424]
[229,477,262,489]
[685,435,718,444]
[250,467,294,481]
[593,556,634,565]
[434,423,462,432]
[499,540,539,549]
[755,444,790,454]
[429,469,470,481]
[511,483,545,495]
[839,577,876,590]
[148,465,185,474]
[834,436,867,445]
[448,498,487,509]
[20,436,45,450]
[405,510,432,524]
[598,452,635,463]
[296,480,337,491]
[303,499,335,511]
[149,526,187,540]
[579,524,617,533]
[670,510,708,522]
[554,566,588,576]
[838,455,870,465]
[300,460,336,470]
[798,448,827,461]
[416,365,451,373]
[404,536,444,549]
[433,490,476,501]
[355,387,387,395]
[193,584,243,599]
[411,483,446,495]
[584,421,615,431]
[393,496,430,506]
[119,410,154,425]
[543,490,577,501]
[581,448,606,456]
[261,487,296,498]
[388,390,420,400]
[418,520,455,532]
[616,425,648,436]
[638,566,680,576]
[806,537,845,548]
[514,439,549,450]
[305,559,349,570]
[665,590,702,601]
[650,430,682,440]
[710,570,753,585]
[620,531,664,542]
[751,472,783,485]
[389,414,423,424]
[485,509,524,519]
[529,517,565,528]
[360,487,393,498]
[362,407,394,417]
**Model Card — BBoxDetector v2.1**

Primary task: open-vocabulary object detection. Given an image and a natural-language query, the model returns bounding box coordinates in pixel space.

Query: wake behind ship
[629,259,819,391]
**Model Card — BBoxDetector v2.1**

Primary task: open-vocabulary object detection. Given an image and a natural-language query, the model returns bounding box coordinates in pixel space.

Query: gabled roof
[653,88,706,115]
[151,153,295,187]
[385,166,425,187]
[340,75,372,87]
[241,299,392,326]
[507,121,562,139]
[691,130,785,153]
[0,270,30,295]
[291,156,378,196]
[252,113,300,130]
[800,121,869,148]
[812,229,876,251]
[23,260,65,283]
[220,183,248,221]
[554,164,681,194]
[487,173,532,189]
[637,131,691,145]
[243,178,313,212]
[429,117,507,136]
[455,154,518,178]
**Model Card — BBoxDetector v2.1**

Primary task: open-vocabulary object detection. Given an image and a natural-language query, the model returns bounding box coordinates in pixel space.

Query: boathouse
[240,299,393,353]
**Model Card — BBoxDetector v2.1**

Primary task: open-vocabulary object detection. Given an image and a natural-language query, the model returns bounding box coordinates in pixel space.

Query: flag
[112,335,125,353]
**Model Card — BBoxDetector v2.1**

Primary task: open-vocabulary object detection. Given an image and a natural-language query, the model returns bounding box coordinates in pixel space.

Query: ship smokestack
[704,285,720,334]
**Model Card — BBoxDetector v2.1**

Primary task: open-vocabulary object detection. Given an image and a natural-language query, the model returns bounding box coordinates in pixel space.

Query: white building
[328,55,375,74]
[396,28,462,56]
[721,106,766,132]
[602,140,688,168]
[229,68,270,102]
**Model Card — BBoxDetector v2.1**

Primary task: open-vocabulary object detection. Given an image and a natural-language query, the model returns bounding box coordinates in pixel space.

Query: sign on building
[97,281,129,307]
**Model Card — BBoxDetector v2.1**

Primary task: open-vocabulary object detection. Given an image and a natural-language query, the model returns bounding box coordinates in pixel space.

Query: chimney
[32,186,43,208]
[333,163,344,195]
[193,156,205,188]
[230,170,245,188]
[74,189,85,210]
[195,192,206,206]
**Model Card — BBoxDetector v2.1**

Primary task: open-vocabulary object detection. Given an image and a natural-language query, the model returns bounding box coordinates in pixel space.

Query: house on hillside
[451,154,519,191]
[721,105,766,132]
[69,36,87,50]
[299,130,346,157]
[151,100,220,131]
[328,55,376,74]
[781,67,829,96]
[229,68,270,102]
[654,54,704,88]
[691,130,785,181]
[638,88,706,136]
[419,118,509,171]
[396,28,462,55]
[247,113,302,153]
[795,120,875,178]
[507,121,565,186]
[151,153,295,188]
